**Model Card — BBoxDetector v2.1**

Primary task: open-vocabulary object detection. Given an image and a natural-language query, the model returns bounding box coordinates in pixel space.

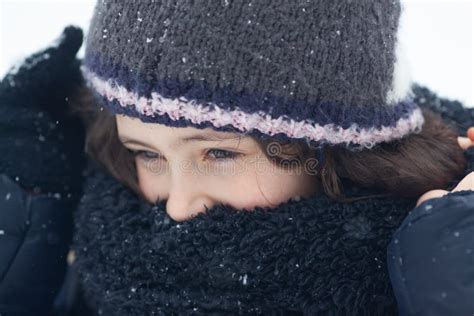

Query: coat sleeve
[386,189,474,316]
[0,174,73,316]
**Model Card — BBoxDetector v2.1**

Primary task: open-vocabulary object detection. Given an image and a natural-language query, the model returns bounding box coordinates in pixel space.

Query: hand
[0,26,86,200]
[456,127,474,150]
[415,127,474,207]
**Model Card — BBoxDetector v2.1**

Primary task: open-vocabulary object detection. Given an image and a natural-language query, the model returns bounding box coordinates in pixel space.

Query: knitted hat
[80,0,424,152]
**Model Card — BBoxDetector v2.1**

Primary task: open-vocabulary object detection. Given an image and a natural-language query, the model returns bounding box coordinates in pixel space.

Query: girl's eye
[206,148,242,161]
[126,148,241,162]
[127,149,160,161]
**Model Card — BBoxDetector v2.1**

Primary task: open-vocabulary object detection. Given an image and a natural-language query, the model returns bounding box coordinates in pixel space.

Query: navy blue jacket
[387,189,474,315]
[0,175,72,315]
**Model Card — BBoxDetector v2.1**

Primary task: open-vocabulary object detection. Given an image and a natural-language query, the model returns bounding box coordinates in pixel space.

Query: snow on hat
[80,0,424,151]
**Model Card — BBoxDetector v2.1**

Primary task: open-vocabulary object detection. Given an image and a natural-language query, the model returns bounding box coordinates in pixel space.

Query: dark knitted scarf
[72,85,474,316]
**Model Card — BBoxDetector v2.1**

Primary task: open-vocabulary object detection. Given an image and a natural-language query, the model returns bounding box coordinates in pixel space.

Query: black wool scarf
[72,85,474,316]
[72,160,417,316]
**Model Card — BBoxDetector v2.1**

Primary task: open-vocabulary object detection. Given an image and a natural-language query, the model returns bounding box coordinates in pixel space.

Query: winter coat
[0,174,73,315]
[0,26,473,316]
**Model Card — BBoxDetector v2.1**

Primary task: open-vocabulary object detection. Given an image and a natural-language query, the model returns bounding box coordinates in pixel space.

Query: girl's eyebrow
[118,132,242,150]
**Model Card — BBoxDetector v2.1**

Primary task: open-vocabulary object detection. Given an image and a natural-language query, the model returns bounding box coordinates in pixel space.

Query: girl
[0,1,473,315]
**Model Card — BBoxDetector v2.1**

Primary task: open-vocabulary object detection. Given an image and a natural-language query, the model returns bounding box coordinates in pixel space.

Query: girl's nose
[165,194,214,222]
[162,171,215,222]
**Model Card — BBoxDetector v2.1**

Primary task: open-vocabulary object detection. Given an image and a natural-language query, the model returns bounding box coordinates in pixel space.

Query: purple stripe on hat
[83,53,419,130]
[81,65,425,150]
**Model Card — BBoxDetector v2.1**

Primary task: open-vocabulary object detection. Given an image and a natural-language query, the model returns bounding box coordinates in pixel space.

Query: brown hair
[70,84,467,203]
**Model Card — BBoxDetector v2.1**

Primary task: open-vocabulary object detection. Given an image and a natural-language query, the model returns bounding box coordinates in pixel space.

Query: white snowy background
[0,0,473,107]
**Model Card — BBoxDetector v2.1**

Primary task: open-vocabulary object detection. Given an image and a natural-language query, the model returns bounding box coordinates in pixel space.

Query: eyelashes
[126,148,243,163]
[206,148,242,161]
[133,150,159,160]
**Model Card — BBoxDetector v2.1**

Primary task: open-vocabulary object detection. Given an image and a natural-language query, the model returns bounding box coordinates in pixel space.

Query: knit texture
[81,0,424,150]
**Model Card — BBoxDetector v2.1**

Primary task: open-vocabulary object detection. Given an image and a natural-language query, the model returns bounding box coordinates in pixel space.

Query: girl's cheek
[136,163,163,203]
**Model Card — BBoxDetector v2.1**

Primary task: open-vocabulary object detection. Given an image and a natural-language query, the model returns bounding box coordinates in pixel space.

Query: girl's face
[116,115,319,222]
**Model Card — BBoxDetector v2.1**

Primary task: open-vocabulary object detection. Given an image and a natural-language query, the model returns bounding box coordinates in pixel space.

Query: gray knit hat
[81,0,424,151]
